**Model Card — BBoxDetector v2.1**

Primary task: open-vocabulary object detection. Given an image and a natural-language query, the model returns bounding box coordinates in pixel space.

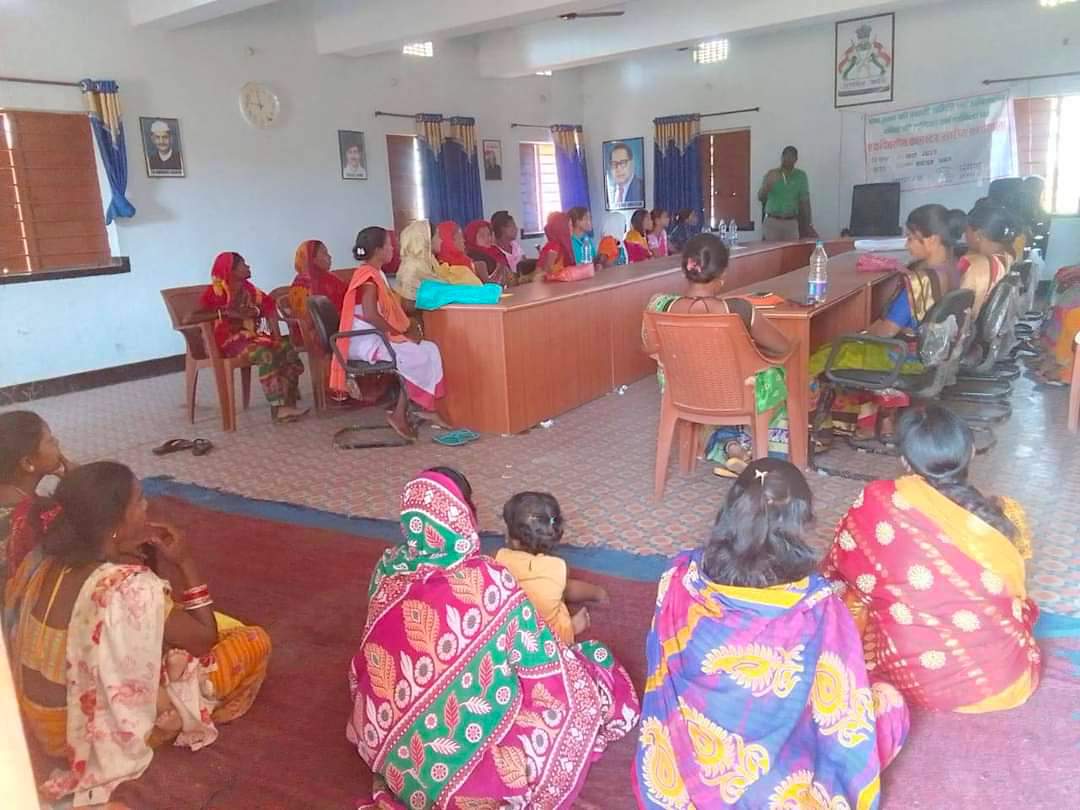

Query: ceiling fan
[559,10,625,20]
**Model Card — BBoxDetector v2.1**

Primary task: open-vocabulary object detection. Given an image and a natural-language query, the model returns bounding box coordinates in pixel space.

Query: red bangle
[181,584,209,602]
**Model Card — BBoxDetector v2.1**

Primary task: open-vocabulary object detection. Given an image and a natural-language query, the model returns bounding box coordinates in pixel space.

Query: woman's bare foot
[386,411,417,442]
[165,649,188,683]
[571,606,591,636]
[272,405,309,423]
[155,708,182,734]
[414,409,451,429]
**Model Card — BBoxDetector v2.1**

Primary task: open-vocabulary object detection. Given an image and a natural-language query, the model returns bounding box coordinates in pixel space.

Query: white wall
[0,0,582,386]
[581,0,1080,239]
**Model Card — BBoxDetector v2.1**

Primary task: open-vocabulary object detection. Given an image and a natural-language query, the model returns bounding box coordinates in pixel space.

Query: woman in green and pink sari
[348,468,639,809]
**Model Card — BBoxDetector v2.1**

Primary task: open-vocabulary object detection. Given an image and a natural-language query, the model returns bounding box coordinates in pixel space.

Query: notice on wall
[864,92,1016,191]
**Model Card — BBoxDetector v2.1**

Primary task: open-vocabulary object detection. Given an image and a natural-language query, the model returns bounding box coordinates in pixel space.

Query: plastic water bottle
[808,241,828,304]
[718,220,728,244]
[729,219,739,246]
[581,237,592,264]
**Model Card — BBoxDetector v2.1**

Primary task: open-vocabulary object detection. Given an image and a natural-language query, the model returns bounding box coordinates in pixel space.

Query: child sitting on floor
[497,492,608,645]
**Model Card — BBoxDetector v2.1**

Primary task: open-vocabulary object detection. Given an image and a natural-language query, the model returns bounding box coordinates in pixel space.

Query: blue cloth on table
[415,280,502,310]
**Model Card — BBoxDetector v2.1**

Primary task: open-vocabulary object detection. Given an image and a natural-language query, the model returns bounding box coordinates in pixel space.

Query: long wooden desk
[424,239,854,436]
[726,250,904,467]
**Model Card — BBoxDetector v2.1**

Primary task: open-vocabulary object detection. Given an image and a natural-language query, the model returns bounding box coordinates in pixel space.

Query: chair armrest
[197,321,226,362]
[327,328,398,370]
[823,334,907,388]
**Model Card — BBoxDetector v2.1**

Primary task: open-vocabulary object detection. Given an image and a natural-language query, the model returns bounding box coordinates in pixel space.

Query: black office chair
[306,295,409,449]
[810,289,980,478]
[849,182,902,237]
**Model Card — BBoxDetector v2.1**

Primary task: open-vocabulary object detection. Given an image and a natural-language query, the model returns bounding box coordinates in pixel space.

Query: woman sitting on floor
[330,227,446,441]
[0,411,72,588]
[823,404,1040,713]
[4,462,270,807]
[808,204,966,441]
[624,209,653,263]
[634,459,908,809]
[643,233,792,474]
[394,220,480,307]
[289,239,347,318]
[960,203,1016,315]
[463,219,509,284]
[190,251,307,423]
[348,467,639,809]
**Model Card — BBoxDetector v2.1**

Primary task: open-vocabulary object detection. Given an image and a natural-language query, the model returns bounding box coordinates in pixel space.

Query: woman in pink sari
[348,468,639,809]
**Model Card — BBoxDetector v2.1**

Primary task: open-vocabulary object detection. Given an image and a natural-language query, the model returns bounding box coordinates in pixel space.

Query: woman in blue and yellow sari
[634,459,909,809]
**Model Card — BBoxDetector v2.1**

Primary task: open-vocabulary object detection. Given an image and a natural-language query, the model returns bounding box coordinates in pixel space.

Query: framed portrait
[139,116,184,178]
[482,139,503,181]
[835,13,894,108]
[602,137,645,211]
[338,130,367,180]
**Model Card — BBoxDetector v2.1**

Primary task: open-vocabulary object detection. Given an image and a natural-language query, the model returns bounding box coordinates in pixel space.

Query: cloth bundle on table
[199,252,304,407]
[348,472,639,810]
[396,221,480,302]
[4,553,270,806]
[823,476,1040,713]
[330,265,445,412]
[634,550,909,810]
[416,279,502,310]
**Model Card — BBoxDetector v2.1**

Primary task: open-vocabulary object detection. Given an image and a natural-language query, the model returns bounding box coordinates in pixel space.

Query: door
[699,129,751,229]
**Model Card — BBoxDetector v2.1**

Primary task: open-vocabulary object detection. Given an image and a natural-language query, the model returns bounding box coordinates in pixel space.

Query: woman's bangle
[183,595,214,611]
[181,584,209,601]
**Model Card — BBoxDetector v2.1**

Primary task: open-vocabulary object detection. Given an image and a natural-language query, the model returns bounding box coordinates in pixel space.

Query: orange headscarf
[435,221,473,268]
[328,265,411,394]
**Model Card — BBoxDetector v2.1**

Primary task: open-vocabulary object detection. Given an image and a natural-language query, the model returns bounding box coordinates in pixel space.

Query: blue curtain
[444,117,484,226]
[653,114,702,220]
[415,114,448,225]
[551,124,591,211]
[80,79,135,223]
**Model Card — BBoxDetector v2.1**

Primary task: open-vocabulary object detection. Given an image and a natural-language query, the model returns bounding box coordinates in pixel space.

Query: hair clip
[754,469,769,485]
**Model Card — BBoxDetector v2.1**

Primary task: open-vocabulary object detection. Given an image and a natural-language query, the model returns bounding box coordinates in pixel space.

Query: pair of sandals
[152,438,214,457]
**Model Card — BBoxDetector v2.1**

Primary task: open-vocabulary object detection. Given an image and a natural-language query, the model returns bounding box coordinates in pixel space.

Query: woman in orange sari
[330,227,445,441]
[823,405,1040,713]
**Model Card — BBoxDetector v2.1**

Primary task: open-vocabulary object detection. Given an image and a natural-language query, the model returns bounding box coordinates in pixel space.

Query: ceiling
[128,0,937,77]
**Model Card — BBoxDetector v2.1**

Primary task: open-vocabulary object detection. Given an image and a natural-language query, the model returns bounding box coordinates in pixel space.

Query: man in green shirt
[758,145,816,242]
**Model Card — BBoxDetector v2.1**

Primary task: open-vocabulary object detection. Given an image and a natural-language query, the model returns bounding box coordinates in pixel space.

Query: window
[518,141,561,236]
[0,110,113,278]
[386,133,426,233]
[1014,95,1080,215]
[698,128,751,229]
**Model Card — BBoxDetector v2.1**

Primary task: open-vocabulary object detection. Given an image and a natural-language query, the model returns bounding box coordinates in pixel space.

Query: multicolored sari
[634,551,908,810]
[348,472,639,809]
[823,476,1041,713]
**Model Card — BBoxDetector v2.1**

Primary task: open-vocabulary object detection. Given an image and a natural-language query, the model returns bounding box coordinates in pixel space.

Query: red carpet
[89,489,1079,809]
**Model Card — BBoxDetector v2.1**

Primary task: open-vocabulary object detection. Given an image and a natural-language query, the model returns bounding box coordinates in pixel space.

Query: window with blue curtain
[653,114,703,219]
[550,124,591,212]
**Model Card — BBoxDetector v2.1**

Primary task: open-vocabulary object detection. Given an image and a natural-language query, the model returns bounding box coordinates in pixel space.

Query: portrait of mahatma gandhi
[140,117,184,177]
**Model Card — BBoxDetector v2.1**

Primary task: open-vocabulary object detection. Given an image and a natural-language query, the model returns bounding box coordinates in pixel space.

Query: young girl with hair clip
[328,226,447,441]
[644,233,792,475]
[496,492,608,645]
[634,458,909,810]
[825,404,1040,713]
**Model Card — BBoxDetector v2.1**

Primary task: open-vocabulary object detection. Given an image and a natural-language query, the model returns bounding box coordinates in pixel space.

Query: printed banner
[865,92,1016,191]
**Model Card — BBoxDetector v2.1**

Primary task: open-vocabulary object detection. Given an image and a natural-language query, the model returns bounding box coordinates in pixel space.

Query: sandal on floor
[713,465,738,479]
[152,439,194,456]
[191,439,214,457]
[724,457,748,475]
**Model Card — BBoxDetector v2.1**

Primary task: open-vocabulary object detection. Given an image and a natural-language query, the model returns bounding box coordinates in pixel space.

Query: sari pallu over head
[200,251,276,351]
[541,212,593,282]
[634,550,908,810]
[349,472,639,810]
[290,239,347,316]
[435,221,473,269]
[824,476,1041,713]
[463,219,505,273]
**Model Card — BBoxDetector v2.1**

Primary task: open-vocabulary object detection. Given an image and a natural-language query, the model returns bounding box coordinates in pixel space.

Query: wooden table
[726,250,905,467]
[424,239,854,436]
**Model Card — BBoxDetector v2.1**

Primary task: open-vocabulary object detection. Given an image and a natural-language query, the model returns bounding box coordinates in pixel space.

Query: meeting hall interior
[2,0,1080,807]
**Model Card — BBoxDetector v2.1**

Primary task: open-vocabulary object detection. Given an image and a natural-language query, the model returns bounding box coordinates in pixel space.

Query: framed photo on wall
[139,116,184,178]
[603,137,645,210]
[338,130,367,180]
[834,13,894,108]
[482,139,503,181]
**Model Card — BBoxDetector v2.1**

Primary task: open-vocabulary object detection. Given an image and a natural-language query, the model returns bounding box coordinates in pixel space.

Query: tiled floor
[3,364,1078,613]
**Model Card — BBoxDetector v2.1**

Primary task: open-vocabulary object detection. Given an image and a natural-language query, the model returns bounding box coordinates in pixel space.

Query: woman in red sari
[190,252,307,423]
[435,221,481,281]
[823,405,1040,713]
[289,239,347,316]
[463,219,508,284]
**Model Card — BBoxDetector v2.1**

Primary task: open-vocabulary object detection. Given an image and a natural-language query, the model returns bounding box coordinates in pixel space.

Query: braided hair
[502,491,564,554]
[702,459,818,588]
[898,405,1015,538]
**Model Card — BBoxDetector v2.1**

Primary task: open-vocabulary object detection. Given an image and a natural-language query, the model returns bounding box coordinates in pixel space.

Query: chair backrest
[976,276,1018,343]
[306,295,339,353]
[849,182,901,237]
[160,284,211,360]
[916,288,974,365]
[645,310,773,416]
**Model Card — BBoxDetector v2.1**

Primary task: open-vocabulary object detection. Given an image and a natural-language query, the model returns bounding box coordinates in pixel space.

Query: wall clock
[239,81,280,128]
